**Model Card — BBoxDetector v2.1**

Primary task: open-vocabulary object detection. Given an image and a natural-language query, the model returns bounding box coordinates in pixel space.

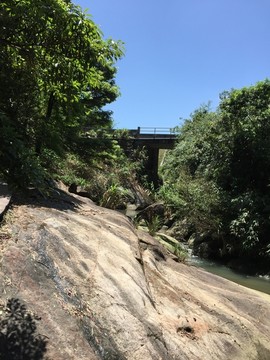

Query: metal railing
[137,127,178,135]
[82,126,178,140]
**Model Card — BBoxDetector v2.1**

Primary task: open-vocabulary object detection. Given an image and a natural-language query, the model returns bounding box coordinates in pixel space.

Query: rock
[136,202,165,223]
[0,190,270,359]
[193,232,224,260]
[68,182,92,199]
[0,182,12,221]
[166,218,194,242]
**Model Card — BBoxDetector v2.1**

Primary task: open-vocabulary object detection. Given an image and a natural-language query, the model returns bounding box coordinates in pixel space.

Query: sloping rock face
[0,190,270,359]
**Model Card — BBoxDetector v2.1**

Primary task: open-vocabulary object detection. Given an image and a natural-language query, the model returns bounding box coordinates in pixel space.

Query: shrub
[145,215,162,236]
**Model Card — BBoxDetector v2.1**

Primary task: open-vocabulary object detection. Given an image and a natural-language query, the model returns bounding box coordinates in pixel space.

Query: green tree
[159,106,223,236]
[0,0,124,188]
[217,80,270,260]
[160,80,270,272]
[218,80,270,193]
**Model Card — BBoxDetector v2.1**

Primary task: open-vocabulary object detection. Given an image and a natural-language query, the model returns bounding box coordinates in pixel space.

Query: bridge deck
[128,127,178,149]
[129,127,178,140]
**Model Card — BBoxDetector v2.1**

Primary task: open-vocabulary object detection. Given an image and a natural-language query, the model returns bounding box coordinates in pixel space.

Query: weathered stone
[0,182,11,221]
[0,190,269,359]
[136,202,165,223]
[165,218,194,241]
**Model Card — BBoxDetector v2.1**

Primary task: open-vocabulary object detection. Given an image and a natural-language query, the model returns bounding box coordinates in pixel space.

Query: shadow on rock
[0,298,47,360]
[11,187,84,212]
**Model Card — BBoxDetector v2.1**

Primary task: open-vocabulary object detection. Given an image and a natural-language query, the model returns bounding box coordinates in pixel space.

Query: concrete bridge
[84,126,178,187]
[129,127,177,147]
[119,127,178,187]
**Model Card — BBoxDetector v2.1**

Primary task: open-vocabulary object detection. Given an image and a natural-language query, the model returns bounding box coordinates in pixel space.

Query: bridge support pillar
[118,127,177,189]
[145,147,160,188]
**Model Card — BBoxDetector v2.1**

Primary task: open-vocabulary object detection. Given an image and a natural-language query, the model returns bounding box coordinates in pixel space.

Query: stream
[124,205,270,296]
[187,254,270,295]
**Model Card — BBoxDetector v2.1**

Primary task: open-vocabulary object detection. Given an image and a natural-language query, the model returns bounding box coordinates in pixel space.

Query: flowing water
[124,205,270,295]
[188,254,270,295]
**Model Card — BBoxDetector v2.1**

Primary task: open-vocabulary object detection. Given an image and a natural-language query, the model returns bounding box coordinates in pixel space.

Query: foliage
[155,233,188,262]
[0,0,124,189]
[159,171,222,235]
[0,298,47,359]
[229,202,259,253]
[159,106,223,235]
[0,111,49,191]
[100,183,132,210]
[111,129,150,182]
[172,243,188,262]
[145,215,163,236]
[52,138,145,206]
[159,80,270,270]
[38,122,148,206]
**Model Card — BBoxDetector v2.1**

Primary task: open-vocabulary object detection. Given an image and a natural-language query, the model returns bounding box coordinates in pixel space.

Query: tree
[160,80,270,272]
[159,105,223,236]
[218,80,270,193]
[217,80,270,260]
[0,0,124,188]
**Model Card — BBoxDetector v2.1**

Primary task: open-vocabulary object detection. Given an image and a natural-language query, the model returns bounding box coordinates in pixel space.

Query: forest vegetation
[0,0,141,202]
[159,80,270,274]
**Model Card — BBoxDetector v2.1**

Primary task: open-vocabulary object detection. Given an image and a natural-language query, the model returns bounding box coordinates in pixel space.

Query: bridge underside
[118,127,178,188]
[120,138,176,188]
[142,145,174,188]
[83,127,177,187]
[133,138,175,150]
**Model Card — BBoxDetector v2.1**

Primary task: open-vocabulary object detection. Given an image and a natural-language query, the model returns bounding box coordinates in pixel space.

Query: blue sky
[74,0,270,129]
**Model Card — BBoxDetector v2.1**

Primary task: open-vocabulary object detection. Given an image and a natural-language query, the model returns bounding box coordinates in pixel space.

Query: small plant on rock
[173,243,188,262]
[100,184,131,210]
[146,215,162,236]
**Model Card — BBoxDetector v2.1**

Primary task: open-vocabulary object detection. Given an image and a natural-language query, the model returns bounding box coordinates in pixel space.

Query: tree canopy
[160,80,270,272]
[0,0,124,188]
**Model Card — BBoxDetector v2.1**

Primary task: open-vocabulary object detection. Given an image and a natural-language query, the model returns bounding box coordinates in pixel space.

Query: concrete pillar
[145,147,160,188]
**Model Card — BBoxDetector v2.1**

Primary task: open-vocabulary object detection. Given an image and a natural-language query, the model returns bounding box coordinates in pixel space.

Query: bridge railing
[138,127,177,134]
[129,127,178,139]
[82,126,179,140]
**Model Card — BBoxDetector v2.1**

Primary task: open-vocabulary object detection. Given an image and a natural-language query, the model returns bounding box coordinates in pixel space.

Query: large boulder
[0,189,269,359]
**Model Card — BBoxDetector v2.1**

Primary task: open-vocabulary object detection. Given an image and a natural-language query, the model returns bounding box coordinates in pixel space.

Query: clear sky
[74,0,270,129]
